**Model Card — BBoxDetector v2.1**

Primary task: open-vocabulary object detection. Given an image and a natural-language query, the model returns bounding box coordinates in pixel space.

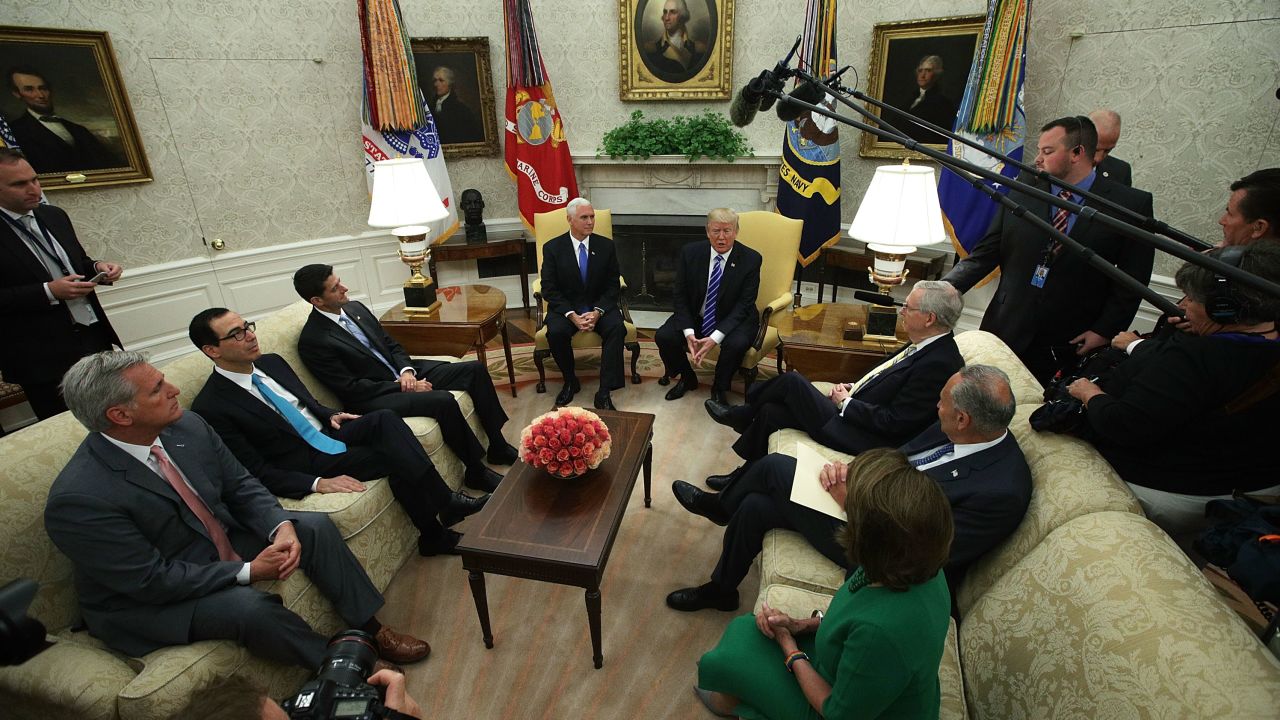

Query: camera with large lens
[282,630,401,720]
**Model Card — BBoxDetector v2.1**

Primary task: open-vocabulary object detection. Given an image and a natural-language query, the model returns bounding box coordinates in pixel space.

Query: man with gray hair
[428,65,480,144]
[539,197,627,409]
[1089,109,1131,186]
[700,280,964,487]
[669,363,1032,612]
[44,351,433,668]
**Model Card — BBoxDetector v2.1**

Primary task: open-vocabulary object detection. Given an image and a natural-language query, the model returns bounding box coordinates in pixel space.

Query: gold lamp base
[397,226,441,316]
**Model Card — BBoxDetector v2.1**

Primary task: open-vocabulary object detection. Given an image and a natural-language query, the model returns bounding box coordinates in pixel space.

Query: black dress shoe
[709,387,727,405]
[704,399,737,428]
[672,480,730,526]
[594,392,616,411]
[554,379,582,406]
[664,376,699,401]
[418,529,462,556]
[441,491,489,526]
[486,441,519,466]
[705,465,744,491]
[465,466,504,492]
[666,583,739,612]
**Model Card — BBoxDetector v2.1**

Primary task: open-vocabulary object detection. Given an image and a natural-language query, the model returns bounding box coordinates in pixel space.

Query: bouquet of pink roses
[519,407,612,478]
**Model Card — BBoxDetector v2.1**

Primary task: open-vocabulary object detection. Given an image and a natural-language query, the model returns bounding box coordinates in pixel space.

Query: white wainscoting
[95,219,532,365]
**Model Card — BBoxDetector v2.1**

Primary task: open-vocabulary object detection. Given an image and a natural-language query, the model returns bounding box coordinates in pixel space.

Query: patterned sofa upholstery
[0,299,484,720]
[756,330,1280,719]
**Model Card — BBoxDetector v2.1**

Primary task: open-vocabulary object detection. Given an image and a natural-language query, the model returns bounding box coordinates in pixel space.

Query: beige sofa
[759,330,1280,719]
[0,300,486,720]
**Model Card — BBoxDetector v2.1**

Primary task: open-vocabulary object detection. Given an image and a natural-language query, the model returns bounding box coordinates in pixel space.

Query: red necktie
[150,445,241,561]
[1049,189,1074,257]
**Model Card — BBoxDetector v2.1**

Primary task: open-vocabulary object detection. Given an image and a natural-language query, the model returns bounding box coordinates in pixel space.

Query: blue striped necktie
[251,374,347,455]
[911,443,954,467]
[340,314,399,379]
[701,254,723,337]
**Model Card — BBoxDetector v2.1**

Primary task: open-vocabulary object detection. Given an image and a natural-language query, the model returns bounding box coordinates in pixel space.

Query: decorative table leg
[585,586,603,669]
[468,570,494,649]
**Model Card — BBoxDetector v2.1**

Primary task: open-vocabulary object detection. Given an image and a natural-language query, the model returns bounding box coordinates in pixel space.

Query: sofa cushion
[953,331,1043,406]
[960,511,1280,720]
[0,633,136,720]
[759,529,847,596]
[956,404,1141,614]
[757,584,967,720]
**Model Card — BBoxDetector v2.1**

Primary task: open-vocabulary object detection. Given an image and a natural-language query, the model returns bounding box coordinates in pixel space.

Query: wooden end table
[379,284,518,397]
[775,303,908,382]
[456,409,654,669]
[427,235,530,315]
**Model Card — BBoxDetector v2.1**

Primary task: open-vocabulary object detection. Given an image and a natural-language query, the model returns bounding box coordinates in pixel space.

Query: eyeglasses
[217,322,256,343]
[899,304,925,314]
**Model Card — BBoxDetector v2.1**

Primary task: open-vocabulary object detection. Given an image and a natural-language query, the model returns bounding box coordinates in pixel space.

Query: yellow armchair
[661,210,800,392]
[530,209,642,393]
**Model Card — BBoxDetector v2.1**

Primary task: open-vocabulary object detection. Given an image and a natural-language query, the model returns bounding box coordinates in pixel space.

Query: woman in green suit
[695,448,955,719]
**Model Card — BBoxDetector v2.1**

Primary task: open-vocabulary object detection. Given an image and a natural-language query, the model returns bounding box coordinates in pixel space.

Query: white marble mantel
[573,154,782,216]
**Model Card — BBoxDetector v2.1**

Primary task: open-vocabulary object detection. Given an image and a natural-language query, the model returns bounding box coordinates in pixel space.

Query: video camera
[282,630,412,720]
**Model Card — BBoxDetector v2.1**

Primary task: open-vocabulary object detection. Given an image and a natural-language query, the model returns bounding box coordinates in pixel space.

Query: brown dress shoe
[375,625,431,664]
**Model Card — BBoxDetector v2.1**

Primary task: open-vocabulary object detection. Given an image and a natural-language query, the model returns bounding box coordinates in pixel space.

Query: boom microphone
[726,36,802,127]
[776,79,826,123]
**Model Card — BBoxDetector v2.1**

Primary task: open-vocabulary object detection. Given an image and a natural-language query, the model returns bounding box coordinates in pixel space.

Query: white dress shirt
[683,246,732,344]
[907,431,1008,471]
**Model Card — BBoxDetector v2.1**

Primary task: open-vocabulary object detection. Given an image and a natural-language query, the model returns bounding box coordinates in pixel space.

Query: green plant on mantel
[598,110,754,162]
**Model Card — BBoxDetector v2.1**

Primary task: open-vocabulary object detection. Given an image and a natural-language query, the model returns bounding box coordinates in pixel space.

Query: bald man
[1089,109,1132,187]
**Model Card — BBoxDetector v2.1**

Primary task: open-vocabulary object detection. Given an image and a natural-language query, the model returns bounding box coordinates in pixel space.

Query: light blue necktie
[911,443,954,468]
[251,374,347,455]
[577,242,592,314]
[340,314,399,379]
[701,254,723,337]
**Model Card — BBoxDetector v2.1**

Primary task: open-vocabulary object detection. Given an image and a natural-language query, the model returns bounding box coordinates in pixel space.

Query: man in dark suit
[943,115,1155,382]
[7,67,123,173]
[0,148,123,419]
[655,207,761,403]
[1090,109,1132,187]
[539,198,627,410]
[188,308,487,556]
[293,263,515,493]
[703,280,965,489]
[44,351,432,668]
[668,364,1032,611]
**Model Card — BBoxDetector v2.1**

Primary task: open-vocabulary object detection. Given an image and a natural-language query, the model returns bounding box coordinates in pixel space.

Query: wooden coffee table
[379,284,517,397]
[456,409,654,669]
[776,303,909,382]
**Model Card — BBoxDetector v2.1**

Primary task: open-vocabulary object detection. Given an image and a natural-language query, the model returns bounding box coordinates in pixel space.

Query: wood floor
[378,320,762,719]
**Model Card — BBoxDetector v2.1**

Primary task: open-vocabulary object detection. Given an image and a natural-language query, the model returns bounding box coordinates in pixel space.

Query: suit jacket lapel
[0,215,59,280]
[859,334,948,392]
[88,431,216,541]
[928,433,1015,483]
[210,370,296,435]
[347,302,399,363]
[321,307,386,366]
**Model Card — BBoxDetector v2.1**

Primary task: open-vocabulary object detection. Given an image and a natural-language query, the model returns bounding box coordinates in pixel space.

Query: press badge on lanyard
[1031,264,1050,288]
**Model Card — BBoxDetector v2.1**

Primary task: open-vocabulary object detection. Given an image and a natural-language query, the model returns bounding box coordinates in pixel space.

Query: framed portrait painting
[0,26,151,190]
[859,15,983,159]
[619,0,734,101]
[410,36,500,159]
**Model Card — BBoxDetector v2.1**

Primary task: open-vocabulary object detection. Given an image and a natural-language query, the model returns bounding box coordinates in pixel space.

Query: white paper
[789,442,847,521]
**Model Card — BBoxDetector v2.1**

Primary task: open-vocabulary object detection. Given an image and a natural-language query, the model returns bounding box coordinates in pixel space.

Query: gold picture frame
[619,0,734,101]
[0,26,151,190]
[410,36,500,159]
[859,15,983,159]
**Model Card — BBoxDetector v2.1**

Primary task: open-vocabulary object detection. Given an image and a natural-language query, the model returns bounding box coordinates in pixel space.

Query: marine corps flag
[776,0,841,267]
[357,0,458,240]
[504,0,578,229]
[938,0,1028,273]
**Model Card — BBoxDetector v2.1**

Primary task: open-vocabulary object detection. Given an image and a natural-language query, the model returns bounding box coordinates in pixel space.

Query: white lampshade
[367,158,449,228]
[848,163,947,254]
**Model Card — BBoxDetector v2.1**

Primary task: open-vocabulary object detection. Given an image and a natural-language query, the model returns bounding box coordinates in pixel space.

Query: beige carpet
[375,360,770,718]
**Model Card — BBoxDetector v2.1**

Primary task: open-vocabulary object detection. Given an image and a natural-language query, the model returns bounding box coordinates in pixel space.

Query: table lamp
[848,161,947,339]
[368,158,450,315]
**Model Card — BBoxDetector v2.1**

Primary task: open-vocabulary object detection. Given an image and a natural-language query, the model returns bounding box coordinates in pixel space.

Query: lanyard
[3,212,71,275]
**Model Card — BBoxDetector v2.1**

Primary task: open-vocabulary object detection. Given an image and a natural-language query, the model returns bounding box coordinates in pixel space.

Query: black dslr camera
[283,630,404,720]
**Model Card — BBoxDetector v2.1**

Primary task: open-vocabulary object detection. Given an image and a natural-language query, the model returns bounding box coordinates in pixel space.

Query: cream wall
[5,1,1279,282]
